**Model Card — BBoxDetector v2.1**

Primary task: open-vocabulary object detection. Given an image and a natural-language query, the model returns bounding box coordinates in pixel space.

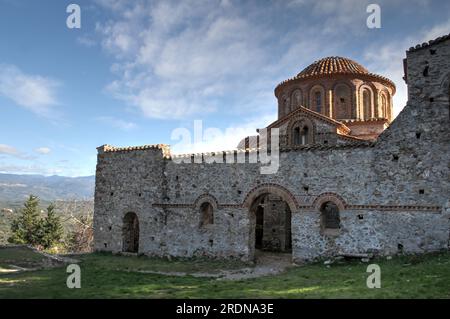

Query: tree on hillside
[8,196,63,250]
[8,195,41,246]
[40,204,63,249]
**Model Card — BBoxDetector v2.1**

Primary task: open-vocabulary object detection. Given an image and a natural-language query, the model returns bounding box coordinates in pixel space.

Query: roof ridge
[266,105,350,133]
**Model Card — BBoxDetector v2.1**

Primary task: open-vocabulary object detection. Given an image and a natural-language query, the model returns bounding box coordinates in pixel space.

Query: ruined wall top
[96,144,171,158]
[405,32,450,105]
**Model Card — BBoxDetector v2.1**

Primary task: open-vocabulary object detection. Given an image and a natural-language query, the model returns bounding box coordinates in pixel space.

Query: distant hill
[0,173,95,204]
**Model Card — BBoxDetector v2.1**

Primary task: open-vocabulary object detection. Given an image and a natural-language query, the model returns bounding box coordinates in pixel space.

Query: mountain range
[0,173,95,204]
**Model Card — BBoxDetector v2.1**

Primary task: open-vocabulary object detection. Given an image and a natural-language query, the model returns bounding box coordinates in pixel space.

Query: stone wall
[93,37,450,263]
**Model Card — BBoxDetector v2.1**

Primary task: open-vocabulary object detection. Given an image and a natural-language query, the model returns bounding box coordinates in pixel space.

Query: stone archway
[243,184,298,261]
[122,212,139,253]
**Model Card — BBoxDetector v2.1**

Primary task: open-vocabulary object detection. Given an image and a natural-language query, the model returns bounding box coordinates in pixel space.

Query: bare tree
[55,199,94,253]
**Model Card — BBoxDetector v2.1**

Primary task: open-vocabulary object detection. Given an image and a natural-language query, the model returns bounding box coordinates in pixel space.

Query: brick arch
[287,115,316,146]
[194,193,219,210]
[243,183,299,212]
[358,84,375,120]
[333,82,354,119]
[281,93,290,116]
[290,88,304,110]
[308,84,326,113]
[312,192,347,212]
[378,89,390,119]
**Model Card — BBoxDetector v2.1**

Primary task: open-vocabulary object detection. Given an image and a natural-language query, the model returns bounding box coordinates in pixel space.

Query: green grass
[79,252,248,274]
[0,246,48,271]
[1,249,450,298]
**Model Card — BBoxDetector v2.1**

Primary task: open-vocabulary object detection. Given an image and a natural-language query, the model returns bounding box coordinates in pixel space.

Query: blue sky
[0,0,449,177]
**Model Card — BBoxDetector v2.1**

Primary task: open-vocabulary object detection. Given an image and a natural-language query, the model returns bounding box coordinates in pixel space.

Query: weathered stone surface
[93,35,450,263]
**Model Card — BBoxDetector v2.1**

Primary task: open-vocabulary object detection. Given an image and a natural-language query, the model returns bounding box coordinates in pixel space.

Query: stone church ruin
[94,34,450,263]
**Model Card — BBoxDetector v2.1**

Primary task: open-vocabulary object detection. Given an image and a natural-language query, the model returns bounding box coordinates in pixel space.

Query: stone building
[94,34,450,263]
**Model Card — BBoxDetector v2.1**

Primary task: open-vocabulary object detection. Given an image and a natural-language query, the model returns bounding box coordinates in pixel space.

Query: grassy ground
[0,246,49,271]
[1,247,450,298]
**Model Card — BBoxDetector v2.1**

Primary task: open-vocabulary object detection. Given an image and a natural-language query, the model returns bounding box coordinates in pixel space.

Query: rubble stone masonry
[94,35,450,263]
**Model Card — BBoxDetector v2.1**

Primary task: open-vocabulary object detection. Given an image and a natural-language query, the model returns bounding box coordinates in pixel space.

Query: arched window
[200,202,214,227]
[310,86,324,114]
[291,89,302,109]
[381,94,387,119]
[320,201,340,230]
[334,84,352,119]
[314,91,322,113]
[362,88,372,120]
[292,123,310,145]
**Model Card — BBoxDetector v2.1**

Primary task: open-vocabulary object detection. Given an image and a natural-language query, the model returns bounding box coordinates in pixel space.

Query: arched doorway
[244,184,298,261]
[250,194,292,254]
[122,212,139,253]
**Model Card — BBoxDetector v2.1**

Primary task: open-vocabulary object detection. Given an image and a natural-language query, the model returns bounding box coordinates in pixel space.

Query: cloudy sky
[0,0,449,176]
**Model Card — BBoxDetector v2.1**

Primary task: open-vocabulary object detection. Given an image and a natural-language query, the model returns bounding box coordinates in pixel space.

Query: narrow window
[293,127,300,145]
[200,202,214,227]
[300,126,309,145]
[381,94,387,118]
[315,91,322,113]
[291,89,302,109]
[321,201,340,230]
[363,89,371,120]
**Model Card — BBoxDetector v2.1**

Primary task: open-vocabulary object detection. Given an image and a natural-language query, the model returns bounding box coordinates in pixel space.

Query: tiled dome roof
[296,56,369,79]
[275,56,396,95]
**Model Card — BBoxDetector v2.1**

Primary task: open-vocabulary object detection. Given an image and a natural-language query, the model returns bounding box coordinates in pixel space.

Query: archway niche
[249,193,292,254]
[122,212,139,253]
[309,85,325,114]
[289,117,314,146]
[362,88,373,120]
[291,89,303,110]
[320,201,340,232]
[199,202,214,227]
[334,83,353,119]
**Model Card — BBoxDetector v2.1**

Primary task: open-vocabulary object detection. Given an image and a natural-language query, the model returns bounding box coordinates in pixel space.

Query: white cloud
[0,64,60,117]
[95,0,276,120]
[171,113,276,154]
[34,147,51,155]
[0,144,20,157]
[421,19,450,43]
[0,144,35,160]
[363,19,450,117]
[93,0,447,124]
[282,0,433,36]
[97,116,138,131]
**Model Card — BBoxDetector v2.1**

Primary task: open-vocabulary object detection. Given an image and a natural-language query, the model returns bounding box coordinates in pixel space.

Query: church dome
[295,56,369,79]
[274,55,397,137]
[275,56,395,94]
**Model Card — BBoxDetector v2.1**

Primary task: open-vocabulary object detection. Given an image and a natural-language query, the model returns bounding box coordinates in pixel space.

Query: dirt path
[219,251,293,280]
[132,251,294,281]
